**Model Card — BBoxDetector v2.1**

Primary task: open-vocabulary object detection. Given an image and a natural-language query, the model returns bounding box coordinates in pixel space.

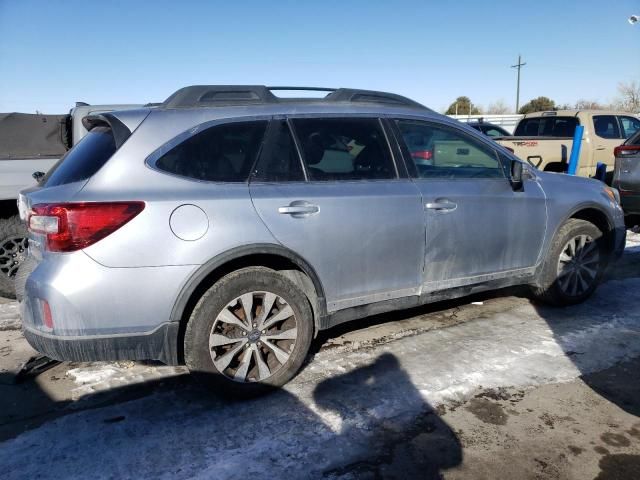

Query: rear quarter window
[42,127,116,187]
[155,121,268,182]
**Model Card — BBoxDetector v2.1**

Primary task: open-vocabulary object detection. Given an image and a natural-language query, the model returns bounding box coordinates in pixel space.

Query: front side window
[620,116,640,139]
[292,118,396,181]
[395,120,503,179]
[593,115,621,139]
[156,121,268,182]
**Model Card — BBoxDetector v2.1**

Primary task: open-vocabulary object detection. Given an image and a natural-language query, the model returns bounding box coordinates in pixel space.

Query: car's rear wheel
[184,267,313,396]
[531,219,606,306]
[0,216,28,299]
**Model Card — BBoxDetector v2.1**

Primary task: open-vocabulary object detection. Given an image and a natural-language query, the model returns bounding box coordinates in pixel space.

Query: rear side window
[593,115,621,139]
[252,120,304,182]
[156,121,268,182]
[42,127,116,187]
[292,118,395,181]
[620,116,640,139]
[514,116,578,137]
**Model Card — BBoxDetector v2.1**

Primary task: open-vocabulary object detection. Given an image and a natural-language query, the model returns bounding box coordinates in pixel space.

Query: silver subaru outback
[18,86,626,394]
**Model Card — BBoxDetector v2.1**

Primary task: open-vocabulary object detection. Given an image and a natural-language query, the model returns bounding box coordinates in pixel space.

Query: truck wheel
[0,216,28,299]
[531,219,605,306]
[184,267,314,396]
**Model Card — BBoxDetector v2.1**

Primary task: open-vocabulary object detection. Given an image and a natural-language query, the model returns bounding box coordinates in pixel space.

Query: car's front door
[392,118,547,291]
[250,117,425,312]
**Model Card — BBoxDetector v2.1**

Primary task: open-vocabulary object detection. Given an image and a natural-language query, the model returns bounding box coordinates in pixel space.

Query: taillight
[412,150,433,161]
[28,202,145,252]
[614,145,640,157]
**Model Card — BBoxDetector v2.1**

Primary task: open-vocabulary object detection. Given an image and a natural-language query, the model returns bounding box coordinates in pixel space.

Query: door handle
[278,201,319,217]
[595,146,606,151]
[425,200,457,212]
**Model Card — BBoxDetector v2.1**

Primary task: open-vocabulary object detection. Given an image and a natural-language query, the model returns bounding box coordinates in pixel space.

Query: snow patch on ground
[626,230,640,253]
[0,302,20,331]
[67,362,186,400]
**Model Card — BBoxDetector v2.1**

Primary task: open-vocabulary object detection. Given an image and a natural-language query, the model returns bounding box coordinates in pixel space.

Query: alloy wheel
[556,234,600,296]
[209,291,298,383]
[0,235,28,279]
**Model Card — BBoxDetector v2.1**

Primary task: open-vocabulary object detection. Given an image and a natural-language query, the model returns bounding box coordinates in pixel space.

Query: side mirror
[510,160,523,191]
[32,171,45,183]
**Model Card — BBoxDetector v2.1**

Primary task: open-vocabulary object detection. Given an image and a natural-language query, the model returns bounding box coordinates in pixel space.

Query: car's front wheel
[184,267,314,396]
[531,219,606,306]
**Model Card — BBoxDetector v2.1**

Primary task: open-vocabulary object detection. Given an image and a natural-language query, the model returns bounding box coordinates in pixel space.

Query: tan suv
[496,110,640,179]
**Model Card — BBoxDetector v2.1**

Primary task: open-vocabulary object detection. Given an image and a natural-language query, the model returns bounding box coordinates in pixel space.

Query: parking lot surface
[0,231,639,479]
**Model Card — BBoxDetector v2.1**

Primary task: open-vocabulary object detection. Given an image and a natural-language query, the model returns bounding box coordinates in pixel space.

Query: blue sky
[1,0,638,113]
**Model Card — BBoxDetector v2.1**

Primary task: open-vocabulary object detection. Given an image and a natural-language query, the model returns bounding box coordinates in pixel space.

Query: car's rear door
[249,116,425,312]
[390,117,547,291]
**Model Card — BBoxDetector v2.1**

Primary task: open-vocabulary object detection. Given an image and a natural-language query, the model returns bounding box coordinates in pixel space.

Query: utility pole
[511,54,526,113]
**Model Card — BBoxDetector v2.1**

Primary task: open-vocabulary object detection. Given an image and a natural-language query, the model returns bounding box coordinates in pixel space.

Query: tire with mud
[531,219,606,306]
[0,216,28,299]
[184,267,314,397]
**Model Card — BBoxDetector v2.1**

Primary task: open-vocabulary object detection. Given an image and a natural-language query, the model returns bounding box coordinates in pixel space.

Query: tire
[184,267,314,397]
[0,215,28,299]
[531,219,606,306]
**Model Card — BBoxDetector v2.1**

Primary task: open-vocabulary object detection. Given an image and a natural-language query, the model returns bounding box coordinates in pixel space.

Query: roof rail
[161,85,428,110]
[325,89,426,109]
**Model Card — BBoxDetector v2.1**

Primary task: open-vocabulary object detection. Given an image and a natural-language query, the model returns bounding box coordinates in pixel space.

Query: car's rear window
[514,116,579,137]
[42,127,116,187]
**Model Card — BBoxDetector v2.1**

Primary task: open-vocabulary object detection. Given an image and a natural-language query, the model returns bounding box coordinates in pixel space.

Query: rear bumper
[23,321,180,365]
[19,251,196,365]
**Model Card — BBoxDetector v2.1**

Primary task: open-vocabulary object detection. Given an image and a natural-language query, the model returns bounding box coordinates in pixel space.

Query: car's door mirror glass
[510,159,524,191]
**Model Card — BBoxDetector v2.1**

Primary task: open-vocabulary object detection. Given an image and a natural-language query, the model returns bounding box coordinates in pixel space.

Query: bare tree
[613,81,640,113]
[574,99,606,110]
[486,100,511,114]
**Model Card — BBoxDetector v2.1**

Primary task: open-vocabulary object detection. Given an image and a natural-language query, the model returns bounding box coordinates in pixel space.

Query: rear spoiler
[82,113,132,148]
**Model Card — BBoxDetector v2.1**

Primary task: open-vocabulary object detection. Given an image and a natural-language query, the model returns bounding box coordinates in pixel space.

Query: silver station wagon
[18,86,626,394]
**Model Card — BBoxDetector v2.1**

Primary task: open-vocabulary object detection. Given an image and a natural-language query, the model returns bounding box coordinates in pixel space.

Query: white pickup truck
[0,103,142,297]
[495,110,640,179]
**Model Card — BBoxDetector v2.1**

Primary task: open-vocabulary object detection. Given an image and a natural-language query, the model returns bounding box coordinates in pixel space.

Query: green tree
[445,96,482,115]
[518,96,556,114]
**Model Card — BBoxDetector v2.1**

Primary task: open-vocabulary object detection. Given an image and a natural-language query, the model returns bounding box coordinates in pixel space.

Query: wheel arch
[0,199,19,220]
[544,204,617,264]
[171,244,326,363]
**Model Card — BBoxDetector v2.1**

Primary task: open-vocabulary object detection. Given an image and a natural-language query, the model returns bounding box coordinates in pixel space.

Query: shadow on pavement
[1,352,461,479]
[529,236,640,418]
[313,352,461,479]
